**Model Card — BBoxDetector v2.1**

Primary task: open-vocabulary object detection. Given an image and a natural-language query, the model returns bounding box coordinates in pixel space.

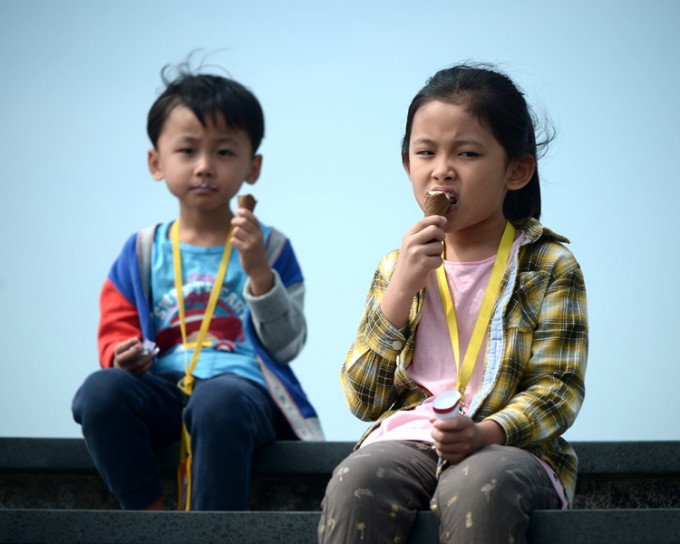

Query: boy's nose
[195,153,214,176]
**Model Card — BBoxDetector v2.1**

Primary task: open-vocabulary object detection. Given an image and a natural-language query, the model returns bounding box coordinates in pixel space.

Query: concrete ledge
[0,438,354,475]
[3,438,679,475]
[1,509,679,544]
[1,439,679,510]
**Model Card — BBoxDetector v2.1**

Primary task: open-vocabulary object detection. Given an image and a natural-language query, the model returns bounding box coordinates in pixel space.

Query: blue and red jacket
[98,224,324,441]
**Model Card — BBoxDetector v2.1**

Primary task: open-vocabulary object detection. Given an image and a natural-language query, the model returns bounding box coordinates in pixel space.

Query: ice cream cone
[237,194,257,212]
[423,190,450,216]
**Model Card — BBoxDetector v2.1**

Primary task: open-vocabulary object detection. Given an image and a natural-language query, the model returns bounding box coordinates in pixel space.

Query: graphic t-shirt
[150,220,265,387]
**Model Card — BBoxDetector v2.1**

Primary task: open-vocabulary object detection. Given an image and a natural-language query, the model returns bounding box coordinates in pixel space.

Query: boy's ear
[244,154,263,185]
[505,153,535,191]
[148,149,165,181]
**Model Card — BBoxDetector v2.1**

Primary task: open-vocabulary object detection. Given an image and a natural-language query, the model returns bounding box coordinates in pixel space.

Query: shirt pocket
[504,271,550,332]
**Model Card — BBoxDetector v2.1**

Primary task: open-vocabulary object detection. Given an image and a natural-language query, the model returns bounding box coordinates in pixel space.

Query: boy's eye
[217,149,235,156]
[177,148,194,154]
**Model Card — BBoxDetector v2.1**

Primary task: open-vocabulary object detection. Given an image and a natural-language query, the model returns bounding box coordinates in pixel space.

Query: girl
[319,64,587,544]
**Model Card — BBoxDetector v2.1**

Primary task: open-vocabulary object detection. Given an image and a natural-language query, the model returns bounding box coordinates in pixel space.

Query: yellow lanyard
[171,220,233,396]
[435,221,515,404]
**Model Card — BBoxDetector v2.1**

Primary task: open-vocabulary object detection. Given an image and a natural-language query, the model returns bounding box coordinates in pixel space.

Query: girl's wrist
[477,419,506,448]
[381,282,415,329]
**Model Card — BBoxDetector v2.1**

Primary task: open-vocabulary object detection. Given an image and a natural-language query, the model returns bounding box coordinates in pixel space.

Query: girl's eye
[416,150,434,156]
[459,151,478,158]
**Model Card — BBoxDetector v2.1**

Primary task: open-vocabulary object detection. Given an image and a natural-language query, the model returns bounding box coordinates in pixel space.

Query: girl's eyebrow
[411,137,436,146]
[411,137,484,147]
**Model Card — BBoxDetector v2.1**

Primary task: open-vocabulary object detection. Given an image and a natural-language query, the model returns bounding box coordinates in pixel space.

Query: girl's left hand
[431,416,506,465]
[231,208,273,295]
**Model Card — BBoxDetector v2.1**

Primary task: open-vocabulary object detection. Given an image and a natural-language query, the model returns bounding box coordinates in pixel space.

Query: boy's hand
[231,208,274,296]
[380,215,446,328]
[113,338,154,374]
[431,416,506,465]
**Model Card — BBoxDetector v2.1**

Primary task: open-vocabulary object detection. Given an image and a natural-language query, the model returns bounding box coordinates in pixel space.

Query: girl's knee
[433,446,542,517]
[324,448,387,509]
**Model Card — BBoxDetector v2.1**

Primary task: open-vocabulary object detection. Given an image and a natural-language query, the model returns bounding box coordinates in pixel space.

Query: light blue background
[1,0,679,442]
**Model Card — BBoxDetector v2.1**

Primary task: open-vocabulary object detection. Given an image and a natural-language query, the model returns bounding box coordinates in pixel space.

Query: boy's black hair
[147,66,265,154]
[402,63,552,221]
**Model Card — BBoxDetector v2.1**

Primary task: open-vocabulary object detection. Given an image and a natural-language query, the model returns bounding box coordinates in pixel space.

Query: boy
[72,66,323,511]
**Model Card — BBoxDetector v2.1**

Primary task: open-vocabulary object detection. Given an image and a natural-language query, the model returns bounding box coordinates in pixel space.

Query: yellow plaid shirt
[342,218,588,505]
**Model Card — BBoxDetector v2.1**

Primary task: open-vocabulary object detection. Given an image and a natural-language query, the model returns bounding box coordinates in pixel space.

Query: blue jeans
[72,368,293,510]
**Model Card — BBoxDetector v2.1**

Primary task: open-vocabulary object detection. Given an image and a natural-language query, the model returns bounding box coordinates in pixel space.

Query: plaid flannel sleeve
[486,242,588,448]
[341,251,414,422]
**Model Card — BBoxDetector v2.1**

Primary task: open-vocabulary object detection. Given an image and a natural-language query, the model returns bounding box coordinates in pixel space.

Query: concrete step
[1,439,679,510]
[2,439,679,543]
[1,508,679,544]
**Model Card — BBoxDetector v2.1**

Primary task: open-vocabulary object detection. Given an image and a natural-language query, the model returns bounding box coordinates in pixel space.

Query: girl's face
[404,100,532,238]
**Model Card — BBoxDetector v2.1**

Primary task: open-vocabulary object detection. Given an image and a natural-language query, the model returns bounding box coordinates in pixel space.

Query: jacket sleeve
[487,246,588,448]
[97,232,145,368]
[245,269,305,364]
[245,229,307,364]
[98,279,143,367]
[341,251,415,421]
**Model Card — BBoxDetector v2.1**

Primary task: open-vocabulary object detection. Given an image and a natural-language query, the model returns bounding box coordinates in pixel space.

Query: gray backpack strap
[136,224,159,304]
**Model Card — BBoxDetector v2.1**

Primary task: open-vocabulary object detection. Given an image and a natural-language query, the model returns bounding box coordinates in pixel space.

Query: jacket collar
[513,217,571,245]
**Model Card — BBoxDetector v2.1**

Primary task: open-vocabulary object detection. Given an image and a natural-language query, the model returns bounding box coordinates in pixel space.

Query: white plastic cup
[432,390,462,420]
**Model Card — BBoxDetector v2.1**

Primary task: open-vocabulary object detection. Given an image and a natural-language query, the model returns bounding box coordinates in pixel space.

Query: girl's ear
[244,154,263,185]
[506,153,535,191]
[148,149,165,181]
[402,151,411,176]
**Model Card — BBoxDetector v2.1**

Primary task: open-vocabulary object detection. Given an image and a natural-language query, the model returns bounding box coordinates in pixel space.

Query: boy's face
[148,105,261,217]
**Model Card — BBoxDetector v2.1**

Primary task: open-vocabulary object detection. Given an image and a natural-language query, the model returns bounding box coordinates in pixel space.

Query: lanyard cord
[435,221,515,404]
[171,220,233,396]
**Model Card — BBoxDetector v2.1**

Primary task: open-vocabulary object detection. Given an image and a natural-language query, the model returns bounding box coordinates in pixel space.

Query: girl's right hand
[113,338,153,374]
[381,215,446,328]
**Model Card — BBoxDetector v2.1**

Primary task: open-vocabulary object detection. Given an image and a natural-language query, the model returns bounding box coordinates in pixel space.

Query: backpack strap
[136,224,159,304]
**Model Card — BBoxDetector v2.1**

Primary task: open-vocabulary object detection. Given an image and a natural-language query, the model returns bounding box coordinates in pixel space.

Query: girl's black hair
[147,63,264,154]
[402,64,551,221]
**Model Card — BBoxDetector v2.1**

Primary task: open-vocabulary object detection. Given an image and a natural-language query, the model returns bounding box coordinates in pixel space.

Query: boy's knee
[72,368,132,421]
[186,375,270,434]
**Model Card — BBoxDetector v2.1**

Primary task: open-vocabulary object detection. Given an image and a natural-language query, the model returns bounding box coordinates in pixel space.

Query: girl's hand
[231,208,273,296]
[431,416,506,465]
[113,338,154,374]
[381,215,446,328]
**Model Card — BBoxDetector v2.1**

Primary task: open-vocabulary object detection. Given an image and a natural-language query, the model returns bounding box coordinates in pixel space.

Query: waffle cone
[423,191,450,216]
[237,194,257,212]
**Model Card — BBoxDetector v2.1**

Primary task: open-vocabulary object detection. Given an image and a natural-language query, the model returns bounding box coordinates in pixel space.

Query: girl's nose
[433,157,454,180]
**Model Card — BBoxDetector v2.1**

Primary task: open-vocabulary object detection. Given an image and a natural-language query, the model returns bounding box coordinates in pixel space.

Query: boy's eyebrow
[174,134,241,144]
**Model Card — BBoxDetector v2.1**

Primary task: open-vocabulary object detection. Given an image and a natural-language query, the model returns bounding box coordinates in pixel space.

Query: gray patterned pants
[319,441,560,543]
